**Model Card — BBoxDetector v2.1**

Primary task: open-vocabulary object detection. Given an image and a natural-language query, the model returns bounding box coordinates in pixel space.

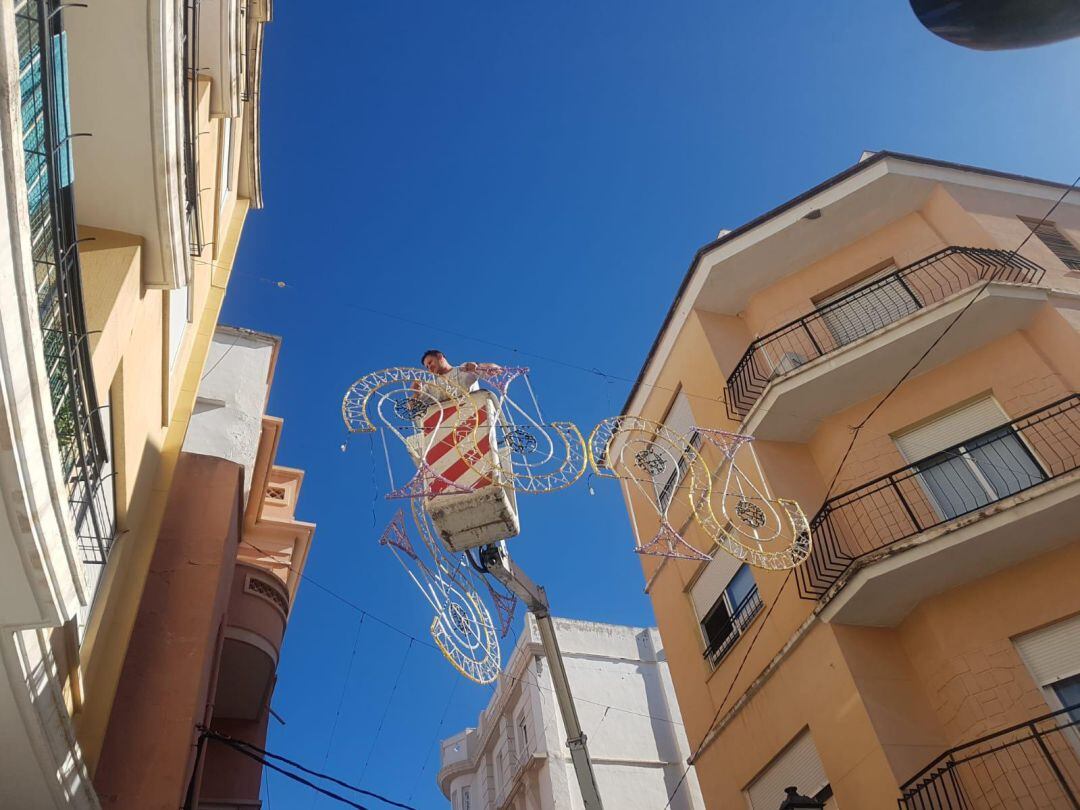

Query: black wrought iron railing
[15,1,115,578]
[797,395,1080,600]
[703,587,763,665]
[898,703,1080,809]
[182,0,203,256]
[724,247,1046,420]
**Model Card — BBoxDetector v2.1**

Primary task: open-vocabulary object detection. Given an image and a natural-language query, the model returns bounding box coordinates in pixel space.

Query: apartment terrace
[798,395,1080,624]
[724,247,1045,435]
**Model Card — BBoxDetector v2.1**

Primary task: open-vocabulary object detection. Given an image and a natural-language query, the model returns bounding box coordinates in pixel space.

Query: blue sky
[219,3,1080,807]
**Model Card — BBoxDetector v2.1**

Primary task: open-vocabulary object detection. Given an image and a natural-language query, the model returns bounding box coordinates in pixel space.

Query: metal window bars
[702,585,763,666]
[182,0,203,256]
[797,395,1080,601]
[897,703,1080,809]
[15,1,115,583]
[724,247,1046,420]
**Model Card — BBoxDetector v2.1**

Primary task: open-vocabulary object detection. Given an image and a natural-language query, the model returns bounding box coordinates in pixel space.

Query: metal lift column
[478,545,605,809]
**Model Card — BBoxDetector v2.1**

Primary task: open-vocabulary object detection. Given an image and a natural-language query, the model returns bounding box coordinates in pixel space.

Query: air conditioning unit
[770,352,806,378]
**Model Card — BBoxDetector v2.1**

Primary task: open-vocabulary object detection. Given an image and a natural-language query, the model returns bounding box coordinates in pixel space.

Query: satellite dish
[910,0,1080,50]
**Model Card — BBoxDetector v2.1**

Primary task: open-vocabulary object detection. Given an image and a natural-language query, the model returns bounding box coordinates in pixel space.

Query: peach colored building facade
[618,152,1080,809]
[93,327,314,809]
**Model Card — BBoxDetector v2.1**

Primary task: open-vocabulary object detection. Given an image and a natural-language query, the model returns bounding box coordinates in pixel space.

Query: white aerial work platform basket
[412,390,520,552]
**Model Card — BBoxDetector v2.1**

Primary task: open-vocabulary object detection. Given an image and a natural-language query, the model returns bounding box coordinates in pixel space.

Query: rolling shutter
[1015,614,1080,686]
[689,552,743,620]
[655,392,699,508]
[893,397,1007,463]
[1020,217,1080,271]
[746,730,828,809]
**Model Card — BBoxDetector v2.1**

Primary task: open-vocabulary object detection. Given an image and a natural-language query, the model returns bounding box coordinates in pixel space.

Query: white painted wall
[438,617,705,810]
[183,325,278,497]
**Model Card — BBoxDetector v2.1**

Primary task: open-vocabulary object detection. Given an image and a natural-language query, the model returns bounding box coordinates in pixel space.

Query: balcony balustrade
[16,0,114,590]
[724,247,1045,421]
[798,396,1080,602]
[182,0,203,256]
[898,703,1080,809]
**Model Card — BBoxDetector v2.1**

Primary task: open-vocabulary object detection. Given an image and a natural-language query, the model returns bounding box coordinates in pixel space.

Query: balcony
[703,587,763,667]
[898,704,1080,809]
[17,0,114,591]
[213,563,288,720]
[799,396,1080,625]
[724,247,1046,440]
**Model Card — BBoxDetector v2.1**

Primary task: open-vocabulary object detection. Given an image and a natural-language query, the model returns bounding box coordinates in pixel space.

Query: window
[894,398,1045,521]
[691,554,762,664]
[1052,674,1080,724]
[219,117,233,205]
[1020,216,1080,271]
[1016,614,1080,723]
[816,262,917,349]
[654,392,701,511]
[517,713,529,752]
[461,786,471,810]
[745,729,833,809]
[700,566,761,664]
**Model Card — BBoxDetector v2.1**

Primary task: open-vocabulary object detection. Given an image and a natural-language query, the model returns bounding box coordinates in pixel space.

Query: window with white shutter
[1020,216,1080,271]
[1016,614,1080,722]
[745,729,833,809]
[655,391,700,511]
[691,555,762,665]
[893,397,1045,521]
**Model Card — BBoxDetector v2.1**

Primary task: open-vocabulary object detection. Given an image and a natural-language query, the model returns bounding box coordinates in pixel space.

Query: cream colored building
[617,152,1080,808]
[0,0,271,806]
[438,616,705,810]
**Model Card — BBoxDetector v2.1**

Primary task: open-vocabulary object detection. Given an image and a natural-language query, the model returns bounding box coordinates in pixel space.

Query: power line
[196,256,750,414]
[201,727,417,810]
[239,540,688,729]
[409,680,459,802]
[359,639,414,782]
[820,171,1080,503]
[311,614,367,809]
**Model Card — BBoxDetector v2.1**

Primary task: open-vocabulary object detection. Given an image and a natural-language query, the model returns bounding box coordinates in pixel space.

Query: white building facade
[438,617,706,810]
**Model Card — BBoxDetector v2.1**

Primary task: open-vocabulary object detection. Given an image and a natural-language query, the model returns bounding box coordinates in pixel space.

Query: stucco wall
[183,326,278,498]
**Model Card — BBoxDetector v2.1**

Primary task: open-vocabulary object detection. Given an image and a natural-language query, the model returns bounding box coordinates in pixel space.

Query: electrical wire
[311,614,367,810]
[408,679,459,802]
[359,639,414,782]
[201,727,417,810]
[238,539,687,729]
[820,171,1080,502]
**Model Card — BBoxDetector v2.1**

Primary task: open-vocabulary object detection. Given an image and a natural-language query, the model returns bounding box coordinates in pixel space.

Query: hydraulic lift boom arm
[478,545,605,809]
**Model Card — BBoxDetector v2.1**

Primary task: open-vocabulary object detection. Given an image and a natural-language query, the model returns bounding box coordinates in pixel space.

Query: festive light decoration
[692,430,812,570]
[587,415,713,561]
[379,510,506,684]
[341,366,586,498]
